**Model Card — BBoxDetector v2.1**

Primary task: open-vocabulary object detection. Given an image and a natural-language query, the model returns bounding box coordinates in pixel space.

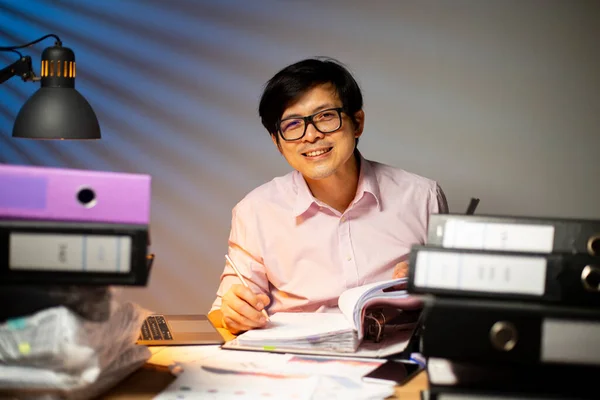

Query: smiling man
[208,58,448,334]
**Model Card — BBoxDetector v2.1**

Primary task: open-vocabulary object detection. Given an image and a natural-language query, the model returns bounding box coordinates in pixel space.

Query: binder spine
[427,214,600,256]
[421,298,600,366]
[0,164,151,224]
[408,246,600,306]
[0,220,150,286]
[421,300,542,364]
[426,357,600,397]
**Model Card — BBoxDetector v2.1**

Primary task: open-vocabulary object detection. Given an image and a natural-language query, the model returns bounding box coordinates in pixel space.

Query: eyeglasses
[277,107,344,141]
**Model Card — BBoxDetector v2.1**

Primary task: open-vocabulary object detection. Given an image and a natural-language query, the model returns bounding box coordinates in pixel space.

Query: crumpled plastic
[0,292,153,400]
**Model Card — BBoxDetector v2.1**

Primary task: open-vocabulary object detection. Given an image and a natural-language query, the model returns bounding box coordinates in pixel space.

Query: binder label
[442,220,555,253]
[9,233,131,273]
[414,251,546,295]
[542,319,600,365]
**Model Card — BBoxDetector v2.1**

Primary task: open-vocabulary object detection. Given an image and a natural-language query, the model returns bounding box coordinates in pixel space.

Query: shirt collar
[292,151,382,218]
[356,153,382,211]
[292,170,317,217]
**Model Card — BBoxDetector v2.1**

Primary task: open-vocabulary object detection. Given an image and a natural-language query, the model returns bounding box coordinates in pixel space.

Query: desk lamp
[0,34,100,140]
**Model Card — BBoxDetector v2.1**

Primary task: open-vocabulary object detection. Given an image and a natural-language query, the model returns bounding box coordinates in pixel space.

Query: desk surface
[103,327,427,399]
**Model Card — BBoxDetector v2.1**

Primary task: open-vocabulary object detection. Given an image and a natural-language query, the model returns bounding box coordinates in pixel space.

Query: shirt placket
[338,212,358,289]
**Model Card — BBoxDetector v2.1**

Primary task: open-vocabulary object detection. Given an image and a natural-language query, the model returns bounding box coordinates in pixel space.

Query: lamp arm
[0,56,36,85]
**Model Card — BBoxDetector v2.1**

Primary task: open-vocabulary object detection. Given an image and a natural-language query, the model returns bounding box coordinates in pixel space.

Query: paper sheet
[236,312,352,342]
[153,362,320,400]
[223,326,413,358]
[153,346,395,400]
[201,349,383,380]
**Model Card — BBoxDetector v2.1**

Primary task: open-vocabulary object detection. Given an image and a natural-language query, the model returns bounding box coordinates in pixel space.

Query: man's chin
[301,168,335,181]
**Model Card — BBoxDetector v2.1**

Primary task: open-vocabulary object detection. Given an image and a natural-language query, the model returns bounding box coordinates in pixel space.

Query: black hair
[258,57,363,143]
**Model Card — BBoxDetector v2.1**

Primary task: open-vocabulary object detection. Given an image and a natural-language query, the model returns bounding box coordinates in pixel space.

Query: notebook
[136,314,224,345]
[222,277,422,357]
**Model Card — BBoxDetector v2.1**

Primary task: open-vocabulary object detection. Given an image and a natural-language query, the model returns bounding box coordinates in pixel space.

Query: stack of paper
[229,277,423,355]
[236,312,360,352]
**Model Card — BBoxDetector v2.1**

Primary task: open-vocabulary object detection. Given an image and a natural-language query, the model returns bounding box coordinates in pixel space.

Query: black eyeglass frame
[277,107,345,141]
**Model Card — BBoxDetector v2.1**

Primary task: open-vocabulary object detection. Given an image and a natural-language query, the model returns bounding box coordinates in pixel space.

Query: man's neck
[304,154,361,214]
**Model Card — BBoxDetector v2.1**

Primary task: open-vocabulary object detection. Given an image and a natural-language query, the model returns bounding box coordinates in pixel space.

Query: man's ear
[353,110,365,138]
[271,133,283,153]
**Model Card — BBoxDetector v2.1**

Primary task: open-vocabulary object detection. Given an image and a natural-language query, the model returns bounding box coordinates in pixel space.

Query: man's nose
[303,123,325,142]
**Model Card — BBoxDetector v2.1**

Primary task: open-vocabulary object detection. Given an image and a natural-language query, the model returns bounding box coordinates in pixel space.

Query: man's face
[271,83,364,181]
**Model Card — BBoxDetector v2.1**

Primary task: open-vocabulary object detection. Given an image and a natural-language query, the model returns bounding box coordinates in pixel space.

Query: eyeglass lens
[280,108,341,140]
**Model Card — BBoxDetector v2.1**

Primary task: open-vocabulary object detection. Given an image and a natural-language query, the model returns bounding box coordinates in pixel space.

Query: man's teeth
[305,148,329,157]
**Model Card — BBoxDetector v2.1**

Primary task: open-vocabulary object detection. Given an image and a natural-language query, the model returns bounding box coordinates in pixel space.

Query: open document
[222,277,422,357]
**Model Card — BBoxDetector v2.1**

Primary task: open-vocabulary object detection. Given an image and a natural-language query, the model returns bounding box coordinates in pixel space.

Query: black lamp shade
[12,87,100,139]
[11,44,101,140]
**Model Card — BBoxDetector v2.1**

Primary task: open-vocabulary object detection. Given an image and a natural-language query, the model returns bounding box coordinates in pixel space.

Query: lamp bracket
[0,56,37,85]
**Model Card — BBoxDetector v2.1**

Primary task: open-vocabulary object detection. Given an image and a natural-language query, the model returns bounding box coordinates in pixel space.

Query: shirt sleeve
[435,183,449,214]
[209,202,270,314]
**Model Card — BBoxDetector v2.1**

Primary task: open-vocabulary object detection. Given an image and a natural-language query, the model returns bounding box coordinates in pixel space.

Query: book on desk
[222,277,424,358]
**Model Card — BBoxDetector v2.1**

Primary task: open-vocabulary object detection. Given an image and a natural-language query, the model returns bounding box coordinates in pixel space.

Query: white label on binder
[9,233,131,273]
[414,251,546,295]
[542,319,600,365]
[426,358,459,385]
[442,220,555,253]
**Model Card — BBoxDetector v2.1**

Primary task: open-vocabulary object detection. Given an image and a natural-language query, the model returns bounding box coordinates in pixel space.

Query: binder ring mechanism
[364,309,386,343]
[363,308,421,343]
[581,265,600,292]
[587,234,600,256]
[489,321,518,352]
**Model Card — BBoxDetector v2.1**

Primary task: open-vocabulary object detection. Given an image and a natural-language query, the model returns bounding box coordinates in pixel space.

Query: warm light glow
[39,60,77,78]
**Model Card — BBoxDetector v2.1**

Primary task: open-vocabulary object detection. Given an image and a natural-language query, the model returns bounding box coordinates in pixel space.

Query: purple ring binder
[0,164,151,225]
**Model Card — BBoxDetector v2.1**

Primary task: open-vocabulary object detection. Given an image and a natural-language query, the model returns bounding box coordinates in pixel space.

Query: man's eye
[282,120,302,131]
[316,111,335,120]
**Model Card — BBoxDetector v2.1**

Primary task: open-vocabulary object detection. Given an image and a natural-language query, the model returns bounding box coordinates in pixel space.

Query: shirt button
[341,216,347,222]
[346,256,352,261]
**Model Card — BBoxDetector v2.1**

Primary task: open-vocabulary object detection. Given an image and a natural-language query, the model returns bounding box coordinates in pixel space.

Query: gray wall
[1,0,599,314]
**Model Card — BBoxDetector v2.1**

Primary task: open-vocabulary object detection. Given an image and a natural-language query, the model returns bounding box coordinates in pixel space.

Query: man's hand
[220,284,271,335]
[393,261,409,279]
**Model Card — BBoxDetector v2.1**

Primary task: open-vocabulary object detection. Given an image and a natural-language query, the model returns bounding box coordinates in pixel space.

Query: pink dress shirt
[210,153,448,314]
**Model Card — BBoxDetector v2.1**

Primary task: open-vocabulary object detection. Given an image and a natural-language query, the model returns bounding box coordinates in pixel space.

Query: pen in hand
[225,255,270,322]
